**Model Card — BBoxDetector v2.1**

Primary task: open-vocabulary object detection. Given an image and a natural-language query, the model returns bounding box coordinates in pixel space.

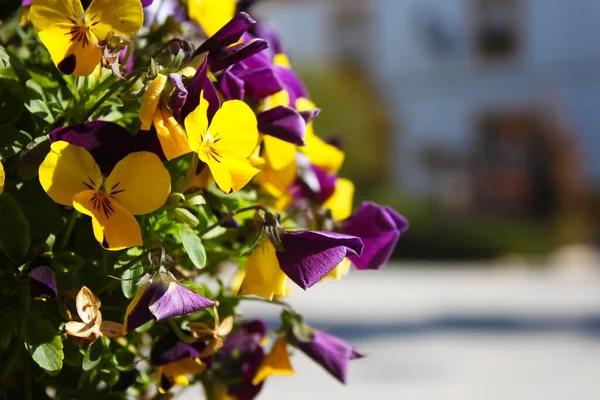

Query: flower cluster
[0,0,408,398]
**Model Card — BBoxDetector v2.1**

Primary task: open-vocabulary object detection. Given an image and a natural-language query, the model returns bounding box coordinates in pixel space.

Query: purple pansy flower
[342,202,409,270]
[219,320,268,400]
[192,13,269,73]
[123,269,215,333]
[296,330,364,384]
[277,230,363,289]
[28,258,57,299]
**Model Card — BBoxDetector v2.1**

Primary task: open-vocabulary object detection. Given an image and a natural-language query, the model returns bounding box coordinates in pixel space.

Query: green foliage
[22,318,64,376]
[0,192,30,263]
[179,224,207,269]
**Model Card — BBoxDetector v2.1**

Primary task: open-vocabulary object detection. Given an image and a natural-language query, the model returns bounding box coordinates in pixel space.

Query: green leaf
[22,319,64,376]
[0,192,31,263]
[121,262,144,299]
[25,99,54,123]
[82,340,103,371]
[179,225,206,269]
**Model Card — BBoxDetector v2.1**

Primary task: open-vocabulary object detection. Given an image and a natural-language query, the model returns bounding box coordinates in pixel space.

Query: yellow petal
[239,236,288,300]
[260,89,290,111]
[73,190,143,250]
[214,383,236,400]
[38,24,102,76]
[257,158,296,201]
[153,106,193,160]
[105,151,171,215]
[273,53,292,69]
[86,0,144,40]
[323,178,354,221]
[207,151,259,194]
[139,74,168,131]
[210,100,259,158]
[158,359,206,394]
[184,92,210,154]
[295,97,344,173]
[322,257,352,282]
[39,141,102,206]
[0,162,4,195]
[187,0,236,37]
[30,0,84,31]
[252,337,295,385]
[263,135,296,171]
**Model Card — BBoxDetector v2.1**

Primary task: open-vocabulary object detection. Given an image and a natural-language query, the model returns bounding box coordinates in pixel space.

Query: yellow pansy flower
[188,0,236,38]
[39,142,171,250]
[158,359,207,394]
[252,336,295,385]
[185,92,260,194]
[239,236,288,300]
[30,0,143,76]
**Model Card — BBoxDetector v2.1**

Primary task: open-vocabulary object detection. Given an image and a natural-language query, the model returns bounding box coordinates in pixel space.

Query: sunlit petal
[239,236,287,300]
[73,190,142,250]
[86,0,144,40]
[105,151,171,215]
[153,106,193,160]
[38,23,102,76]
[187,0,236,37]
[184,92,210,154]
[30,0,84,31]
[39,141,102,206]
[252,337,295,385]
[210,100,259,158]
[140,74,167,131]
[323,178,355,221]
[0,162,4,195]
[208,151,259,194]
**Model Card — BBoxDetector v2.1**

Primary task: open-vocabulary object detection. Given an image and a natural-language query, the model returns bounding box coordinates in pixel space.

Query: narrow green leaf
[82,339,102,371]
[179,225,206,269]
[121,262,144,299]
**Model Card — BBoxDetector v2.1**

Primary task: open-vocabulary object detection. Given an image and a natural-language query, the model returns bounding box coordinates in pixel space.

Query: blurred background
[222,0,600,398]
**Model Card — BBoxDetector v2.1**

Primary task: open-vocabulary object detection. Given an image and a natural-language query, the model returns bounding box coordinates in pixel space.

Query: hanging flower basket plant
[0,0,408,398]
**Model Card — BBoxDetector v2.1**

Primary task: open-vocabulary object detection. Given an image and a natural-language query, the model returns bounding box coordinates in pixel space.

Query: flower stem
[198,205,269,237]
[167,319,197,344]
[238,295,293,311]
[57,210,79,253]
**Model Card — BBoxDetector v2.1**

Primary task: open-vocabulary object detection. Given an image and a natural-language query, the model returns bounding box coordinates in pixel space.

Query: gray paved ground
[181,262,600,400]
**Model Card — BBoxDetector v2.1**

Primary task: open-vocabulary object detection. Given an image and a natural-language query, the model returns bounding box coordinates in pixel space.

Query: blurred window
[472,0,521,61]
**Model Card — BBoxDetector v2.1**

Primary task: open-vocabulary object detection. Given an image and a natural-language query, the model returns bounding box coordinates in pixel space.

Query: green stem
[64,74,119,123]
[201,376,215,400]
[168,319,196,344]
[57,210,79,253]
[199,205,269,237]
[85,72,143,120]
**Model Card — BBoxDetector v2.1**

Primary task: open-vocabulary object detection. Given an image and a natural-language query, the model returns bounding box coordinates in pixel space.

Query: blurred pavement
[183,262,600,400]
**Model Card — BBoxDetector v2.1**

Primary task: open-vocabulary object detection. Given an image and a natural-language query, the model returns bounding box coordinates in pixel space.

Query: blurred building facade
[258,0,600,225]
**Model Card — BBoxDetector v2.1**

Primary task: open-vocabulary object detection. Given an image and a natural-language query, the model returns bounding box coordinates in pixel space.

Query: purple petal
[112,369,139,392]
[325,134,343,150]
[141,0,153,6]
[134,127,167,161]
[149,282,215,321]
[276,230,363,290]
[234,65,283,99]
[220,67,246,100]
[275,65,308,107]
[181,57,220,123]
[150,332,209,365]
[169,73,188,122]
[28,264,57,299]
[124,280,168,333]
[293,164,337,203]
[21,0,32,6]
[195,12,256,55]
[49,121,135,176]
[208,38,269,72]
[297,330,364,384]
[211,207,240,229]
[228,347,265,400]
[298,108,320,125]
[342,202,409,270]
[252,22,284,56]
[257,106,306,145]
[119,44,134,74]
